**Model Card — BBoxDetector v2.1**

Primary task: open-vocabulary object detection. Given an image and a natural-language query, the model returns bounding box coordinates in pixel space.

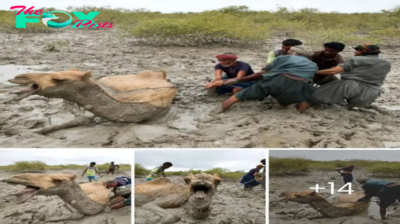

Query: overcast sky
[0,148,133,165]
[270,150,400,161]
[135,149,266,171]
[2,0,398,13]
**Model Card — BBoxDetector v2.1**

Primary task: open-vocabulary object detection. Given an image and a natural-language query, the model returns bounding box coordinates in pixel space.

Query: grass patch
[0,5,399,46]
[135,163,247,179]
[0,161,131,172]
[270,157,400,177]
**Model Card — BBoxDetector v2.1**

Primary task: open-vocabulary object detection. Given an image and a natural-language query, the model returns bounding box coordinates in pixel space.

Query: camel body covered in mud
[1,173,118,222]
[279,190,370,218]
[7,69,177,134]
[135,173,222,224]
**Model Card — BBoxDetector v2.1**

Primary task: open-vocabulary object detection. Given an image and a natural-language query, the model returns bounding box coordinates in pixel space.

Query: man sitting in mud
[105,176,132,198]
[311,43,392,109]
[82,162,102,182]
[240,164,264,189]
[205,53,256,96]
[336,164,354,184]
[356,177,400,220]
[265,39,303,65]
[311,42,345,85]
[146,162,173,181]
[209,46,318,113]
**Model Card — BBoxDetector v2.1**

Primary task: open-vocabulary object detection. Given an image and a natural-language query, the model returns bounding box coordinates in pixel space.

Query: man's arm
[214,69,223,81]
[96,167,102,177]
[315,66,344,75]
[316,58,354,75]
[81,168,87,176]
[113,186,118,196]
[237,63,251,79]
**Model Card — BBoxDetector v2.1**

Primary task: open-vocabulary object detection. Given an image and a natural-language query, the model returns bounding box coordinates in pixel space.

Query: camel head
[1,173,77,203]
[8,68,92,101]
[279,190,326,204]
[184,173,222,218]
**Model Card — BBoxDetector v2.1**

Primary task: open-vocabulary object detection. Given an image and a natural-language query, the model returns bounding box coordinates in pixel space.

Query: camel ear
[80,71,92,80]
[184,173,194,184]
[212,174,222,185]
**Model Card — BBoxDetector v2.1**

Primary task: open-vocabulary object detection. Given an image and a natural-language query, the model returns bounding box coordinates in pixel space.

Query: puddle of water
[0,64,47,83]
[367,201,381,219]
[382,142,400,148]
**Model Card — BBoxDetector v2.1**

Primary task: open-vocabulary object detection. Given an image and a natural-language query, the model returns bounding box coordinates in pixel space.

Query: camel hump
[96,70,177,108]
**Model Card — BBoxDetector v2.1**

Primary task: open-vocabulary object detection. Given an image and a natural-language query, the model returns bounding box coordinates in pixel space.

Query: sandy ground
[0,169,131,224]
[134,175,265,224]
[0,28,399,148]
[269,170,400,224]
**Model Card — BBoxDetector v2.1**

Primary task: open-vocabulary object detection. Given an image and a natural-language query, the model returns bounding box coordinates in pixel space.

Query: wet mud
[0,29,399,148]
[269,170,400,224]
[134,176,265,224]
[0,169,131,224]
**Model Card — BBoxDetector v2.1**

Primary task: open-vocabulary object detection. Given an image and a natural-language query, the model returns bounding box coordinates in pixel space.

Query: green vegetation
[270,157,400,177]
[1,5,399,46]
[0,161,131,172]
[135,163,246,179]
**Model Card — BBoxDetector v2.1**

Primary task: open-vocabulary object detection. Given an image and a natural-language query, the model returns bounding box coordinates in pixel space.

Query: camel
[279,190,371,218]
[135,173,222,224]
[7,69,177,134]
[1,173,125,222]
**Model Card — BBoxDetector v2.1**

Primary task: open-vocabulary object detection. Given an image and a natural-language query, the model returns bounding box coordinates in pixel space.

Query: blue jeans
[88,175,98,182]
[216,76,256,95]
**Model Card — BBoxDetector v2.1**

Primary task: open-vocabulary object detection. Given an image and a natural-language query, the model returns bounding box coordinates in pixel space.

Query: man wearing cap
[208,46,318,113]
[266,39,303,65]
[356,178,400,220]
[205,53,256,96]
[311,42,345,85]
[105,176,132,197]
[311,43,391,109]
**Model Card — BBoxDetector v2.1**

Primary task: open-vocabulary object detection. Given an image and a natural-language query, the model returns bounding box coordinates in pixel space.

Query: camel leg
[142,200,180,224]
[35,116,95,135]
[44,203,85,222]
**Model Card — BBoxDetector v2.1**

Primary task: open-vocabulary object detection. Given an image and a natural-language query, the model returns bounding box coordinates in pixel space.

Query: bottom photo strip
[0,148,267,224]
[269,150,400,224]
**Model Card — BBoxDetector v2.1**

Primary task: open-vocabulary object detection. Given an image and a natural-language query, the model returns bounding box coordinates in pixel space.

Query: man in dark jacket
[311,42,345,85]
[357,178,400,220]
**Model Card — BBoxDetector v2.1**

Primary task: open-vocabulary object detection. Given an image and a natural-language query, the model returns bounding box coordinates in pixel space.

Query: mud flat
[269,170,400,224]
[0,29,399,148]
[134,176,265,224]
[0,169,131,224]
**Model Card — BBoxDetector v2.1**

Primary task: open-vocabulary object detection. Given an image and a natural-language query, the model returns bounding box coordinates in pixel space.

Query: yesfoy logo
[10,5,113,29]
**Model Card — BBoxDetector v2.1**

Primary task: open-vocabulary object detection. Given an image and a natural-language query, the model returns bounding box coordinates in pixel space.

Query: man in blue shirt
[208,46,318,113]
[205,53,256,96]
[357,178,400,220]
